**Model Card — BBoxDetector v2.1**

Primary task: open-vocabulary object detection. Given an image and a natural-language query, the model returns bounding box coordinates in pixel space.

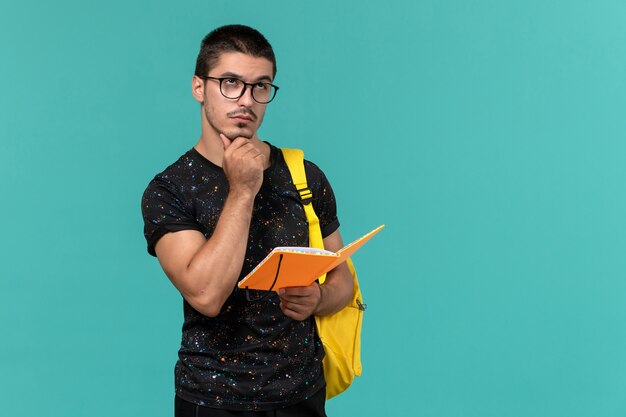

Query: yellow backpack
[281,148,365,400]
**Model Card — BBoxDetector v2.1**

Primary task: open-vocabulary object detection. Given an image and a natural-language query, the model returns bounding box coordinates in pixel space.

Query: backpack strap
[281,148,327,283]
[282,148,365,400]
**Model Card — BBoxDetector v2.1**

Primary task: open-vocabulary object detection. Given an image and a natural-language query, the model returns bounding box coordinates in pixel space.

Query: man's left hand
[278,283,322,321]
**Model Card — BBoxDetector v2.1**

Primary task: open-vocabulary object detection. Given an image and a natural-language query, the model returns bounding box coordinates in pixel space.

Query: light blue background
[2,1,626,416]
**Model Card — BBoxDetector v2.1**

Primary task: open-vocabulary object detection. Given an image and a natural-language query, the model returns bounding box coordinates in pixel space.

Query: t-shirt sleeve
[141,177,203,256]
[305,161,340,238]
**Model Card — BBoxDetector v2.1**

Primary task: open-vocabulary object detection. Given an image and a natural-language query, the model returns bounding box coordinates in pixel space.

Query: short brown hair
[194,25,277,79]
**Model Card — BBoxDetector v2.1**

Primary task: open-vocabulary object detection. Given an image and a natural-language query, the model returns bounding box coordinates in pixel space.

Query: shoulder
[272,145,329,182]
[303,158,332,189]
[270,145,334,192]
[150,149,200,184]
[144,149,218,196]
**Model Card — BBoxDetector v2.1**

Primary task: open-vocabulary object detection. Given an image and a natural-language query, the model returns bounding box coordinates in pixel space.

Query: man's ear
[191,75,205,104]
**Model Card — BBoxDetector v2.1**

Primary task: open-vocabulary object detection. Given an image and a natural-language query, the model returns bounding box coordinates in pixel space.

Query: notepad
[237,225,384,291]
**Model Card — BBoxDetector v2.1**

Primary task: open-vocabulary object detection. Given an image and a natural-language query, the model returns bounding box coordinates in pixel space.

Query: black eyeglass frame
[200,76,280,104]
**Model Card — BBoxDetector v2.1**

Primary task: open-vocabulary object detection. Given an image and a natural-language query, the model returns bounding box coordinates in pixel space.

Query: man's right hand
[220,133,264,197]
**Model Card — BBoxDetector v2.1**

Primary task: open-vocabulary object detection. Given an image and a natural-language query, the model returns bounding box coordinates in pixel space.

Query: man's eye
[254,82,268,90]
[224,78,239,85]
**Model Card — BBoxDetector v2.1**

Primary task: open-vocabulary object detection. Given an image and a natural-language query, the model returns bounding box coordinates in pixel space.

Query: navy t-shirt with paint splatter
[141,143,339,410]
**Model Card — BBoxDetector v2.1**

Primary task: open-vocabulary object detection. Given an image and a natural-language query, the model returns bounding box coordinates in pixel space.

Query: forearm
[189,191,252,280]
[314,262,354,316]
[157,189,255,317]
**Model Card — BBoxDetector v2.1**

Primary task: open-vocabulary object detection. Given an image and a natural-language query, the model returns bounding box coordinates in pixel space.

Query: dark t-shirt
[141,144,339,410]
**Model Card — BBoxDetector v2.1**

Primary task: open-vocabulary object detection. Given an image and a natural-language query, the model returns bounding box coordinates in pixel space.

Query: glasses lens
[218,78,277,103]
[251,84,276,104]
[220,79,245,99]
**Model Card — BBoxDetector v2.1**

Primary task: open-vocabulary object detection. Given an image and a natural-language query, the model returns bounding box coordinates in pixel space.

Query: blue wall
[2,1,626,416]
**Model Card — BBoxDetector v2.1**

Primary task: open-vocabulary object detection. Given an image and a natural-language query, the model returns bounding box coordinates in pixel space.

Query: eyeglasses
[201,76,279,104]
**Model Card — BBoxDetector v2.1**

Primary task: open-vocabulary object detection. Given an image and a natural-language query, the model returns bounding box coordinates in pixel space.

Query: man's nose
[237,85,255,106]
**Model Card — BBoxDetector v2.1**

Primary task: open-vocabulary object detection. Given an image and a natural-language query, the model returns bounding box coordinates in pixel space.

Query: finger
[279,296,304,307]
[284,311,306,321]
[279,293,316,311]
[228,136,253,148]
[220,133,232,150]
[237,144,261,158]
[280,306,301,321]
[227,139,258,156]
[279,296,307,309]
[280,285,316,297]
[254,152,266,165]
[279,294,308,305]
[280,301,308,321]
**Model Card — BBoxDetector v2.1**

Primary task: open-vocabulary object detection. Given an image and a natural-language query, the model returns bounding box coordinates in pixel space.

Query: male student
[142,24,353,416]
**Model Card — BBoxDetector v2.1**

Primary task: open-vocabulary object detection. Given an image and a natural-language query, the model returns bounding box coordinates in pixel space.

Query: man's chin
[223,128,254,140]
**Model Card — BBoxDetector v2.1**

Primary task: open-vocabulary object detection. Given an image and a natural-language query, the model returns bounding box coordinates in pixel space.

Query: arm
[154,136,264,317]
[278,229,354,321]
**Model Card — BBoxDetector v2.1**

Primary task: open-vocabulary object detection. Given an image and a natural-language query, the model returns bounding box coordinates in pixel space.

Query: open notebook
[237,225,384,291]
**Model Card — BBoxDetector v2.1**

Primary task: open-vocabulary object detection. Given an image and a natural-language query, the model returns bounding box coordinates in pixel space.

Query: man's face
[198,52,274,141]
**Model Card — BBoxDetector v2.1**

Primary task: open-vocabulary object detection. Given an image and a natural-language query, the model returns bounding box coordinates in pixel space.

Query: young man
[141,25,353,416]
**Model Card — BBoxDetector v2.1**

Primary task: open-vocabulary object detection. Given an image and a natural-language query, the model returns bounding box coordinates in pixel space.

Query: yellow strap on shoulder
[281,148,327,283]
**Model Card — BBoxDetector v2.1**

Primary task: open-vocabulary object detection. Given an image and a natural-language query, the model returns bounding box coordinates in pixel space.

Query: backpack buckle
[297,186,313,205]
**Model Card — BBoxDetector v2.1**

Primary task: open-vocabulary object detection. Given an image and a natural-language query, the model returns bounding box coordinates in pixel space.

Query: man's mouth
[227,110,256,121]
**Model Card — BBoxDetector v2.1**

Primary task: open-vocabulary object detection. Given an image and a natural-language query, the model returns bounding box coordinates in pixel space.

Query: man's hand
[278,283,323,321]
[220,133,264,197]
[277,231,354,321]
